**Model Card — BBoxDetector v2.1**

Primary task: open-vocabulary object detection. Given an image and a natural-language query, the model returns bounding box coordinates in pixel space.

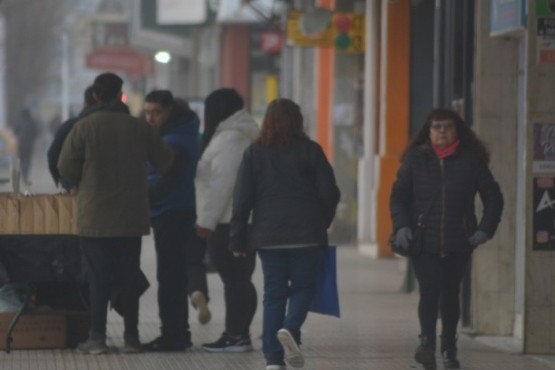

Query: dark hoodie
[147,105,200,217]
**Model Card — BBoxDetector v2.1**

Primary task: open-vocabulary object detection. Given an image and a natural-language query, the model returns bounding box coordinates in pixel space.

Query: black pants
[207,224,257,337]
[187,234,209,299]
[151,209,202,342]
[412,251,471,340]
[80,236,141,341]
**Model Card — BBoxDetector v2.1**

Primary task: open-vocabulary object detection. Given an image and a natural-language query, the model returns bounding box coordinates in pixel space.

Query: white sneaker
[191,290,211,325]
[76,338,109,355]
[266,365,287,370]
[277,328,304,368]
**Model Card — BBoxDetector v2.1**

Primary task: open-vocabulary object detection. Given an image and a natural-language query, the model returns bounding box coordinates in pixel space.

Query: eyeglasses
[430,123,455,131]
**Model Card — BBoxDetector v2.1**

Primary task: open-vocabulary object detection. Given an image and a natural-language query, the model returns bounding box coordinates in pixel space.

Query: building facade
[353,0,555,354]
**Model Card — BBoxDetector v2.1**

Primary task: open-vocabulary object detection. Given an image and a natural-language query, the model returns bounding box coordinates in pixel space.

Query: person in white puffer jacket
[195,88,259,353]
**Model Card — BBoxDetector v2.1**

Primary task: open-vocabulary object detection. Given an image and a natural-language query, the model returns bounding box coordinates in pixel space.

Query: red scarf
[432,140,460,159]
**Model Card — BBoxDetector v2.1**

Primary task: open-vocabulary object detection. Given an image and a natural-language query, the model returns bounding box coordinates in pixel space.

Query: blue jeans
[258,246,321,362]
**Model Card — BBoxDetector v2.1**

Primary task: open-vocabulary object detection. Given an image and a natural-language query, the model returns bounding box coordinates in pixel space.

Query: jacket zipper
[440,159,446,257]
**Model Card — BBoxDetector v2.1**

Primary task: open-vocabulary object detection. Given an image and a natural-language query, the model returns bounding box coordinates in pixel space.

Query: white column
[357,0,380,256]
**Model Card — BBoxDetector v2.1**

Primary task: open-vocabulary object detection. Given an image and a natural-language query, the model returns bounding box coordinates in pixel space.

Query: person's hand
[394,227,413,250]
[468,230,489,246]
[233,251,247,258]
[196,225,212,239]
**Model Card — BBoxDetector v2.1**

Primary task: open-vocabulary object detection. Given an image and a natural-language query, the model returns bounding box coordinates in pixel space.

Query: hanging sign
[287,11,365,53]
[490,0,527,37]
[287,10,333,48]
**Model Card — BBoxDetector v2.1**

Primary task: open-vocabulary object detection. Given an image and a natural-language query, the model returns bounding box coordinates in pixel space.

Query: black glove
[468,230,489,246]
[394,227,413,251]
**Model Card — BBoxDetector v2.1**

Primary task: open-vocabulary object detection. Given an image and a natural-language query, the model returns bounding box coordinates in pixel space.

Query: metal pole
[61,33,69,121]
[0,15,6,128]
[432,0,441,107]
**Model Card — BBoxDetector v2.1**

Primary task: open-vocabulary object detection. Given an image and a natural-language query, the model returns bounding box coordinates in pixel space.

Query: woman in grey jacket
[390,108,503,370]
[230,98,340,370]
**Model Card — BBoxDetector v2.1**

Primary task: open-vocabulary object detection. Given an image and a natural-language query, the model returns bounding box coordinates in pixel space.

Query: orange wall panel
[376,0,410,257]
[315,0,335,161]
[219,25,250,107]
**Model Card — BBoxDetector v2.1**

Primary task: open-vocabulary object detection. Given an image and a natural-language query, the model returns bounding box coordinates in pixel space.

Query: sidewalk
[1,150,555,369]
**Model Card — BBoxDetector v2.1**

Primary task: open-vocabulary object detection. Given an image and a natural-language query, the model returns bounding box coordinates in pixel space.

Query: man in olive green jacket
[58,72,173,355]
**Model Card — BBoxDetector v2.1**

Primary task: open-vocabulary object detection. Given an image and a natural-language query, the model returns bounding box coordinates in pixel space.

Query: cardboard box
[43,195,60,234]
[0,194,78,235]
[71,196,78,235]
[6,196,20,234]
[19,197,34,234]
[0,312,66,349]
[32,196,45,234]
[0,195,7,233]
[65,311,90,348]
[57,195,73,234]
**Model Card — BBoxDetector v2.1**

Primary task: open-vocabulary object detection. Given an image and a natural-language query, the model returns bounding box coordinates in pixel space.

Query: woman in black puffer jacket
[390,109,503,370]
[230,98,340,370]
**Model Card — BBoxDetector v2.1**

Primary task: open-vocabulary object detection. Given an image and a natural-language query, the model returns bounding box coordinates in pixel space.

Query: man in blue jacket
[144,90,210,351]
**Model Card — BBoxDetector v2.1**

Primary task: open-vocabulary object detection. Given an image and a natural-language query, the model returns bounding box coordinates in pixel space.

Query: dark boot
[414,335,436,370]
[441,335,460,369]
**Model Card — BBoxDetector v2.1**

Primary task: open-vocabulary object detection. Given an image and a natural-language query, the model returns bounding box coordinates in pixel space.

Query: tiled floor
[2,244,555,369]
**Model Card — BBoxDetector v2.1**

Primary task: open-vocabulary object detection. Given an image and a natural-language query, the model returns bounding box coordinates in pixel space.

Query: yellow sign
[332,13,365,53]
[286,10,333,48]
[286,11,365,53]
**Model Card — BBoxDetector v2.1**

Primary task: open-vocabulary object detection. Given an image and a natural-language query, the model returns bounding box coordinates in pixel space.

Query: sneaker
[191,290,211,325]
[266,359,287,370]
[202,332,253,353]
[144,336,192,352]
[120,336,143,354]
[76,338,109,355]
[277,329,304,368]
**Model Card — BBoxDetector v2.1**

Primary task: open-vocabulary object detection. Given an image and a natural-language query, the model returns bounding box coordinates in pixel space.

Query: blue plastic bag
[309,246,340,318]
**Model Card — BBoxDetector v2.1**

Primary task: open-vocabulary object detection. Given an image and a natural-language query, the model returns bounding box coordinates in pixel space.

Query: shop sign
[260,31,284,53]
[287,11,365,53]
[85,48,154,77]
[287,10,333,48]
[490,0,526,37]
[533,123,555,173]
[537,17,555,63]
[533,177,555,250]
[536,0,555,16]
[157,0,207,25]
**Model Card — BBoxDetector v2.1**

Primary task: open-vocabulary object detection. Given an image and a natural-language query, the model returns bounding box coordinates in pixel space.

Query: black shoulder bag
[389,191,440,257]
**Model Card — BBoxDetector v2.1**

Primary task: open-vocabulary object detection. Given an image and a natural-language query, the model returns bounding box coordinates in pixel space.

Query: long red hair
[255,98,307,147]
